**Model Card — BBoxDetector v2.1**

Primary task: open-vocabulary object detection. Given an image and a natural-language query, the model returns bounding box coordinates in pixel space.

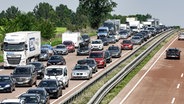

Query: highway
[110,32,184,104]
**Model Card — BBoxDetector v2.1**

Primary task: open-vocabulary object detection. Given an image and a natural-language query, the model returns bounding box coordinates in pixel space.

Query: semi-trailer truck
[1,31,41,68]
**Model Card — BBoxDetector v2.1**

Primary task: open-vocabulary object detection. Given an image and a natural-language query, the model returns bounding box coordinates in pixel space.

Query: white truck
[97,27,109,38]
[2,31,41,68]
[129,21,141,33]
[62,32,83,48]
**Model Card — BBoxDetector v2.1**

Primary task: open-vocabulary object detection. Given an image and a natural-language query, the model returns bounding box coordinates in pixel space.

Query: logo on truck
[29,38,35,51]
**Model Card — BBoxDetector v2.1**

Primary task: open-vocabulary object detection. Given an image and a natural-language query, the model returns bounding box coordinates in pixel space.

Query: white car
[0,99,25,104]
[91,39,104,50]
[178,32,184,40]
[109,33,120,41]
[44,65,69,89]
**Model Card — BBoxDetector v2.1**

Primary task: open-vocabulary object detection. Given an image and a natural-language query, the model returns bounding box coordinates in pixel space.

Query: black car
[38,49,51,61]
[81,34,90,43]
[0,75,15,93]
[28,62,45,79]
[27,88,50,104]
[47,55,66,66]
[11,65,37,87]
[99,36,109,46]
[108,45,122,58]
[104,50,112,63]
[37,79,63,99]
[18,93,41,104]
[166,48,181,59]
[77,58,97,73]
[77,46,91,56]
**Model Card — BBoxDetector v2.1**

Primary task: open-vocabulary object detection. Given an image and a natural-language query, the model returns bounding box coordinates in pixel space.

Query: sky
[0,0,183,27]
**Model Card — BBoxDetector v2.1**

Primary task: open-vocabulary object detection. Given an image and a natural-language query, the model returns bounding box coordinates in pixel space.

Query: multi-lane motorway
[110,32,184,104]
[0,30,180,104]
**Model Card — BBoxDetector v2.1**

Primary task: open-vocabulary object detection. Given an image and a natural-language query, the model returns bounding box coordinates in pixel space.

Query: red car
[121,40,133,50]
[89,51,106,68]
[63,41,75,52]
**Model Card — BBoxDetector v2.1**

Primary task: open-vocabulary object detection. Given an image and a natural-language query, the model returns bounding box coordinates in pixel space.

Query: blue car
[0,75,15,93]
[41,44,54,56]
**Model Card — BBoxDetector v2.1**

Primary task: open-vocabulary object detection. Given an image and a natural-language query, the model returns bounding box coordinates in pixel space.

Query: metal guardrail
[87,30,176,104]
[61,30,175,104]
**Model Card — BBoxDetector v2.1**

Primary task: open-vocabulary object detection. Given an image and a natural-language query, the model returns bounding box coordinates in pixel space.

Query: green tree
[78,0,117,29]
[5,6,21,19]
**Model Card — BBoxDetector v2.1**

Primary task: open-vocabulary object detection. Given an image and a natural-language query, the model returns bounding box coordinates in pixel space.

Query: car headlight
[5,84,10,88]
[25,77,31,80]
[44,54,47,57]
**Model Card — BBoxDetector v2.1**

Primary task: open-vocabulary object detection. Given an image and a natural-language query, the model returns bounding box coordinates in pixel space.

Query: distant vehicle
[99,36,109,46]
[77,46,91,56]
[91,39,104,51]
[134,33,146,41]
[140,30,152,38]
[28,62,45,79]
[44,65,69,89]
[109,33,120,42]
[89,51,106,68]
[0,99,25,104]
[104,50,112,63]
[119,30,129,39]
[121,40,133,50]
[131,36,143,45]
[11,65,37,87]
[77,58,97,73]
[53,44,68,55]
[178,32,184,40]
[103,19,120,35]
[107,45,122,58]
[166,48,181,59]
[18,93,41,104]
[107,35,116,43]
[47,55,66,66]
[146,27,157,36]
[0,75,15,93]
[62,32,83,48]
[38,49,51,61]
[62,41,75,53]
[1,31,41,68]
[71,64,92,80]
[81,34,90,43]
[37,79,63,98]
[97,27,109,38]
[26,88,50,104]
[41,44,54,56]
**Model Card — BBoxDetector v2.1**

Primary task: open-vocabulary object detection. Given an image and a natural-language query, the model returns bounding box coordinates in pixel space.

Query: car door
[31,67,37,82]
[63,68,68,86]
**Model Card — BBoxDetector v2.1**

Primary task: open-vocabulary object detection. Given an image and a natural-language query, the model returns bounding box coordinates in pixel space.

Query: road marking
[51,81,86,104]
[177,84,180,89]
[120,36,178,104]
[171,97,175,104]
[181,73,183,78]
[16,92,25,97]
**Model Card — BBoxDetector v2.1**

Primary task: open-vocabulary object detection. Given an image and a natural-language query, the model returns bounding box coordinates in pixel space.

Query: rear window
[63,41,72,45]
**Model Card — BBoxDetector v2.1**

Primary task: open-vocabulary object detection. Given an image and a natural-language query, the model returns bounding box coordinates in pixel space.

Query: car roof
[27,87,46,91]
[19,93,40,97]
[1,99,23,103]
[16,65,34,68]
[45,65,67,69]
[90,51,104,53]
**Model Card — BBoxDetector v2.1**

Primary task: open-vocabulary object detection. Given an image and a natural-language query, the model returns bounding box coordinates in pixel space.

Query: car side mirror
[25,44,28,50]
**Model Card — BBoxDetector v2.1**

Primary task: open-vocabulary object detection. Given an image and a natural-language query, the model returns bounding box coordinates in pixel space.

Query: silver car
[131,36,143,45]
[71,64,92,80]
[53,44,68,55]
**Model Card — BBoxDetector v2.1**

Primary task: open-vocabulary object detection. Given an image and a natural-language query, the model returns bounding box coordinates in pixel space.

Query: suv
[91,39,104,51]
[89,51,106,68]
[0,99,25,104]
[166,48,181,59]
[44,65,69,89]
[11,65,37,87]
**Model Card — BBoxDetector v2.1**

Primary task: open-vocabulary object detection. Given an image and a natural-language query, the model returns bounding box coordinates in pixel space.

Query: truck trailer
[2,31,41,68]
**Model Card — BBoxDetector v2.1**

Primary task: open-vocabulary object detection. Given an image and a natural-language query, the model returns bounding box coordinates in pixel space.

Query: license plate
[18,82,23,84]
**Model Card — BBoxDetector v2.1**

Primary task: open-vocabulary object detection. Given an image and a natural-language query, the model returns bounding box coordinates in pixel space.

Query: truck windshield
[4,43,25,51]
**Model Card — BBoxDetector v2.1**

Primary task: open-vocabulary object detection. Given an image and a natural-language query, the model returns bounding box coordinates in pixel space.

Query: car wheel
[66,81,69,87]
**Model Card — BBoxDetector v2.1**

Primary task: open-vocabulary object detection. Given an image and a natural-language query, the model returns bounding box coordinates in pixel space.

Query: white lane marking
[16,92,25,97]
[171,97,175,104]
[177,84,180,89]
[51,81,86,104]
[120,36,178,104]
[181,73,183,78]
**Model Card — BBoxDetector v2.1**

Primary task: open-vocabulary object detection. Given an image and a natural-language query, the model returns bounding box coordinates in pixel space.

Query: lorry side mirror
[1,44,3,51]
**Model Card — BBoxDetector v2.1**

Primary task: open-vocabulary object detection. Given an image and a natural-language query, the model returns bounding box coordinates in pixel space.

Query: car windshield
[46,68,63,76]
[79,46,89,50]
[50,56,61,60]
[41,50,47,53]
[56,45,65,49]
[74,65,88,70]
[14,67,31,75]
[108,46,119,51]
[41,45,50,48]
[92,41,101,44]
[28,90,45,97]
[19,96,38,103]
[168,49,179,52]
[122,40,131,44]
[89,52,103,58]
[119,31,127,34]
[0,76,11,82]
[82,35,89,39]
[98,29,107,33]
[132,36,140,39]
[38,81,57,87]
